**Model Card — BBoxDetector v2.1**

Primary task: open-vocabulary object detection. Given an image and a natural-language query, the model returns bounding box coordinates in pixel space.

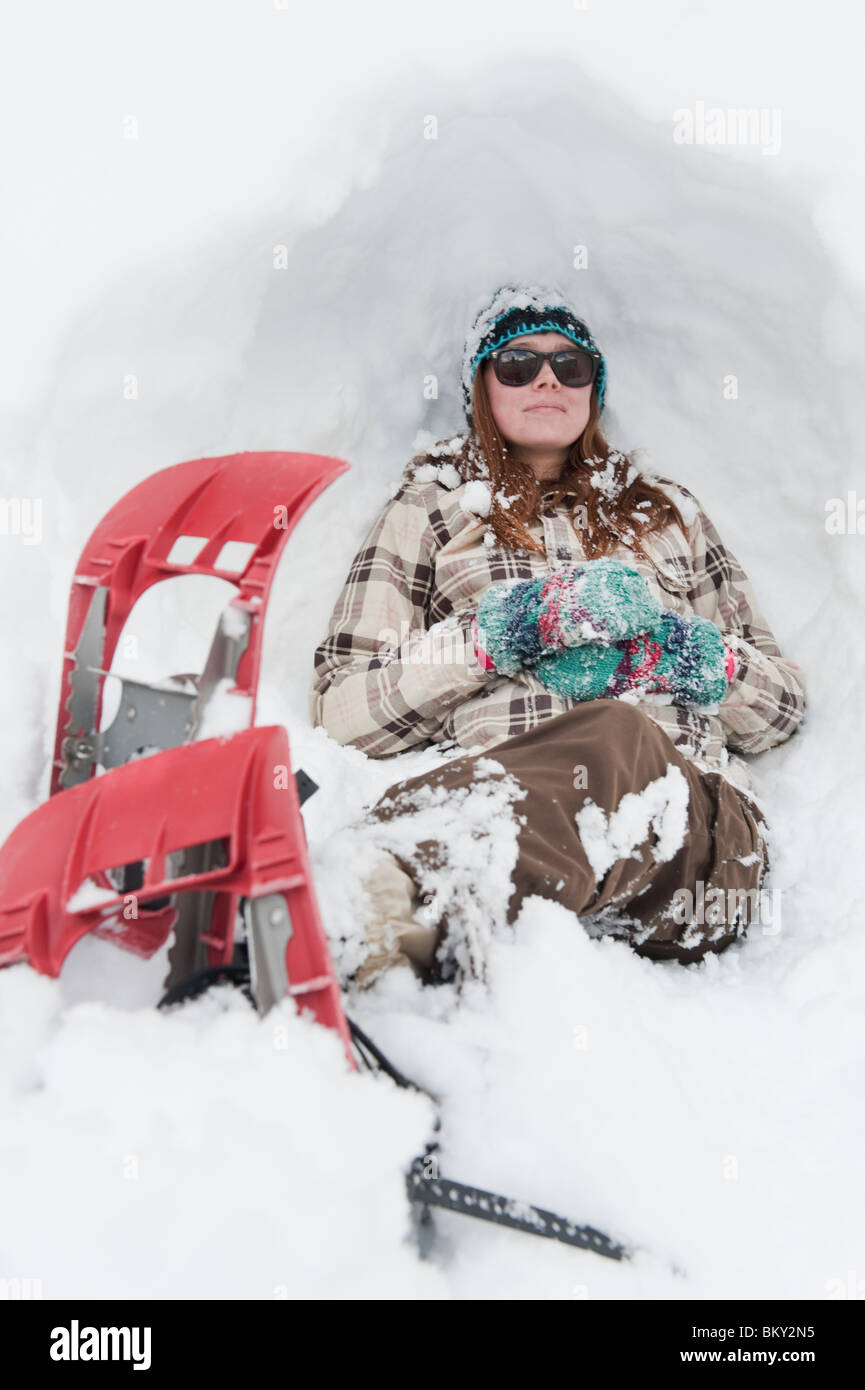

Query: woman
[309,284,806,987]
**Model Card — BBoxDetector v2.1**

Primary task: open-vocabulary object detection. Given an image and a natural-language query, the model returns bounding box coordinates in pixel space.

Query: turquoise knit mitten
[534,608,729,705]
[475,559,663,677]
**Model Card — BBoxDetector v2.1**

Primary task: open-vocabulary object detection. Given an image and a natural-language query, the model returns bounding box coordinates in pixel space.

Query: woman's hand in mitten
[533,609,732,706]
[474,559,663,677]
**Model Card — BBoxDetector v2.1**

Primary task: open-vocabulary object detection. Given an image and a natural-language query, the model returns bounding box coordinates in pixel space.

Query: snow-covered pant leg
[366,699,771,968]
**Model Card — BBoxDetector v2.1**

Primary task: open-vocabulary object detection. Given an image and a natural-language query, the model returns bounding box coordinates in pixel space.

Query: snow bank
[0,967,441,1299]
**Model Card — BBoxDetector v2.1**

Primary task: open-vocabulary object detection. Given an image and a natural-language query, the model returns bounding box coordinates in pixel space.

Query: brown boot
[351,851,442,989]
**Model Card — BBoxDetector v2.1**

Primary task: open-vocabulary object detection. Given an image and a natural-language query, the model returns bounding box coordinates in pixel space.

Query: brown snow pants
[365,699,771,971]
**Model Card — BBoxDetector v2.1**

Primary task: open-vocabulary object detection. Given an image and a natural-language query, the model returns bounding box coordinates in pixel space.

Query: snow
[458,480,493,519]
[410,459,463,491]
[219,604,251,641]
[66,880,120,913]
[410,431,470,465]
[193,678,254,742]
[315,757,526,984]
[0,970,440,1300]
[586,452,639,500]
[574,766,690,883]
[1,2,864,1302]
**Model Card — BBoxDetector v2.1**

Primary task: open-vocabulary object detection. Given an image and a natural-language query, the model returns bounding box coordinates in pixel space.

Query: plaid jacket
[309,469,806,794]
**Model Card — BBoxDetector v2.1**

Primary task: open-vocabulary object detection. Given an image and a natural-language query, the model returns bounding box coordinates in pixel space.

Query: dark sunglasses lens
[552,351,596,387]
[493,350,539,386]
[492,348,597,388]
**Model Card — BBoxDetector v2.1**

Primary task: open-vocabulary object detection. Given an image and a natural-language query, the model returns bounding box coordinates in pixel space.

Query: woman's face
[482,330,593,456]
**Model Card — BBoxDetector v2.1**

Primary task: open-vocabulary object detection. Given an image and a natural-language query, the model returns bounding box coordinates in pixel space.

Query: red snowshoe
[0,450,353,1063]
[0,449,630,1261]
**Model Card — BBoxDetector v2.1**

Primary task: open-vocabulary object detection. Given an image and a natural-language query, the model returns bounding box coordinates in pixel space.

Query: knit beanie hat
[461,283,607,425]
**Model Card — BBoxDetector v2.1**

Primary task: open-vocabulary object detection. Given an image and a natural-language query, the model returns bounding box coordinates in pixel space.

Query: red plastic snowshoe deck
[52,450,348,794]
[0,725,353,1064]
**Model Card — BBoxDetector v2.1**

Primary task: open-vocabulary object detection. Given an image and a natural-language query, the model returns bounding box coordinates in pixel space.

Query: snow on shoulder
[586,449,640,498]
[398,433,461,491]
[403,431,493,521]
[403,433,497,545]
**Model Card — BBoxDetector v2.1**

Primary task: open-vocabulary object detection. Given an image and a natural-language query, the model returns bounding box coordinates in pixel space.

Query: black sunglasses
[488,346,600,389]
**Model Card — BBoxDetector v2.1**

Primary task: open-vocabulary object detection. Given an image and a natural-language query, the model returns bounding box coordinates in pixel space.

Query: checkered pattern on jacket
[308,470,806,794]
